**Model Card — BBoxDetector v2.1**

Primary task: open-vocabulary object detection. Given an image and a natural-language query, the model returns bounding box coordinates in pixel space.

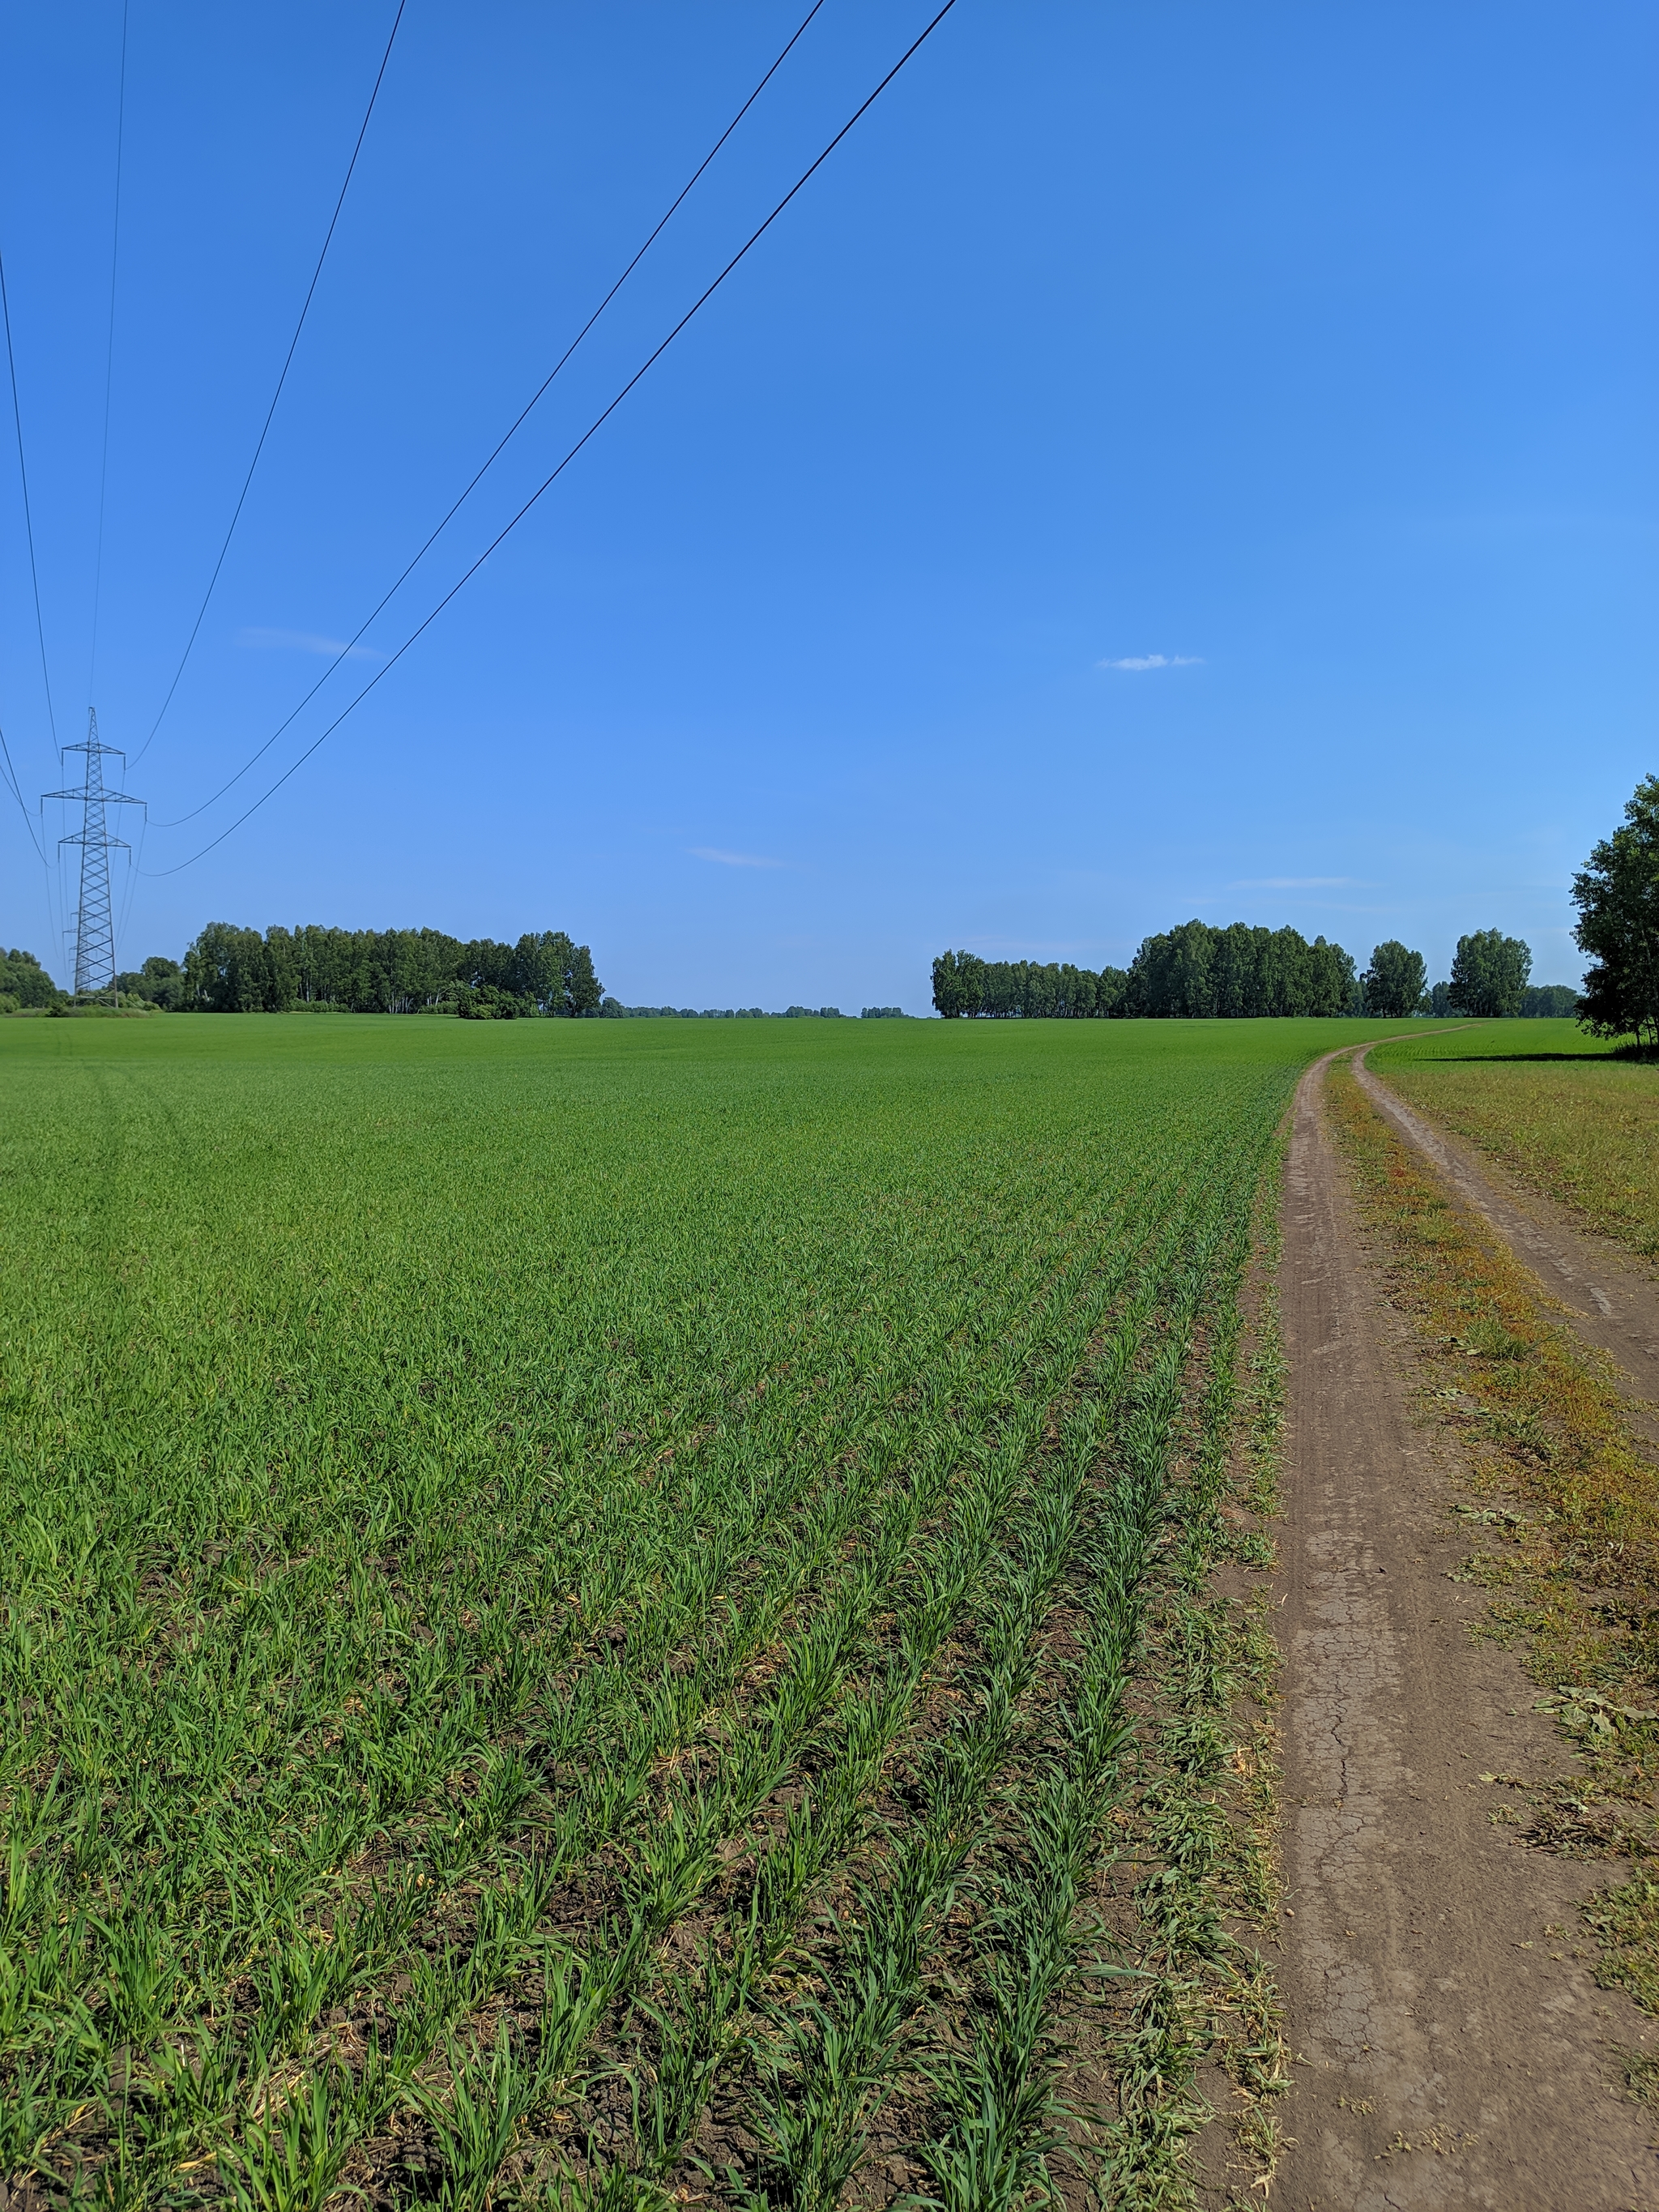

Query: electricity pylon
[46,709,143,1001]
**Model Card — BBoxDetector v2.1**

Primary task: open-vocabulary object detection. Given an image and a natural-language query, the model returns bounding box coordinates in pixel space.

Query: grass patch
[1370,1018,1659,1261]
[1610,2038,1659,2104]
[1324,1053,1659,2010]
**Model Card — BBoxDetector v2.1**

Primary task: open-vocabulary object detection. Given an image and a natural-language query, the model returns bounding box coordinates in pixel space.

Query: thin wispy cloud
[1097,653,1203,672]
[689,846,784,869]
[237,626,382,661]
[1230,876,1366,890]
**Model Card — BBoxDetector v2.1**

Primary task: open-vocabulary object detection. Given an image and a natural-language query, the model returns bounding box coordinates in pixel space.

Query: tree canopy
[0,946,66,1011]
[933,921,1358,1018]
[1573,773,1659,1048]
[1360,941,1427,1018]
[173,924,603,1016]
[1448,929,1532,1018]
[117,955,186,1010]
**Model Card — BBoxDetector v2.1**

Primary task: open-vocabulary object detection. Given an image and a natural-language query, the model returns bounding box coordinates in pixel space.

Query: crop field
[1370,1020,1658,1259]
[2,1014,1403,2211]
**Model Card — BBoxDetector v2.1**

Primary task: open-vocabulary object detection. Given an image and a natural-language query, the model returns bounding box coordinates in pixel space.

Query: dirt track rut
[1354,1047,1659,1441]
[1267,1047,1659,2212]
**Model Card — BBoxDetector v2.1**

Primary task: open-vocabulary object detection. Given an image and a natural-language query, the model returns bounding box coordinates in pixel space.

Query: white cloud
[1097,653,1203,672]
[237,626,382,660]
[689,846,784,869]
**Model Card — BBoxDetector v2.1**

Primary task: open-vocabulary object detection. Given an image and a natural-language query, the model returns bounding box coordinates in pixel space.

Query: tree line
[0,946,62,1013]
[11,767,1653,1040]
[6,928,916,1022]
[934,922,1360,1018]
[932,920,1580,1021]
[122,923,604,1018]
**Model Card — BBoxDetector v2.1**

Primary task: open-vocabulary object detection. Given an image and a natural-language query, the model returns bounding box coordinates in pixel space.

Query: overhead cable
[130,0,408,767]
[1,241,58,748]
[145,0,962,878]
[150,0,828,831]
[87,0,131,705]
[0,718,46,862]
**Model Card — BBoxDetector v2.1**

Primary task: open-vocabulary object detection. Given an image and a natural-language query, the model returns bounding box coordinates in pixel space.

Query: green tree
[1448,929,1531,1018]
[514,931,569,1014]
[457,984,535,1020]
[565,939,603,1017]
[176,921,602,1014]
[115,955,187,1010]
[1573,775,1659,1046]
[1128,921,1214,1016]
[932,950,984,1017]
[184,923,271,1010]
[1360,941,1427,1018]
[1307,935,1359,1017]
[1096,965,1131,1016]
[0,946,67,1009]
[932,925,1358,1019]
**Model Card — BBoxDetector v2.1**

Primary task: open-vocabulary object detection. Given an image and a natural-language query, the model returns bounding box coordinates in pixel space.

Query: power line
[149,0,828,831]
[114,776,147,959]
[1,241,58,747]
[0,716,46,862]
[86,0,131,706]
[130,0,408,769]
[145,0,961,878]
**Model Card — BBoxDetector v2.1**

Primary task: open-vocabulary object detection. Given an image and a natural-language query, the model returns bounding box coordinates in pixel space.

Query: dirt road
[1353,1048,1659,1441]
[1269,1047,1659,2211]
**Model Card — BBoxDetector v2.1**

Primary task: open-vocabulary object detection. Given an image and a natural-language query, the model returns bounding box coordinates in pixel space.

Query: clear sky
[0,1,1653,1008]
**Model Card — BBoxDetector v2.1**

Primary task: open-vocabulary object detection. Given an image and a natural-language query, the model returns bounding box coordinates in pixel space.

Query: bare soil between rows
[1265,1047,1659,2212]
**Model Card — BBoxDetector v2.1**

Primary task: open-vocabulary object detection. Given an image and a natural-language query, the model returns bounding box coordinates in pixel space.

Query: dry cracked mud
[1265,1045,1659,2212]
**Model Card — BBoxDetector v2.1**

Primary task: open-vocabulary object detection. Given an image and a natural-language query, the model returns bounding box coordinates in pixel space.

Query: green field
[1,1014,1414,2209]
[1371,1019,1659,1259]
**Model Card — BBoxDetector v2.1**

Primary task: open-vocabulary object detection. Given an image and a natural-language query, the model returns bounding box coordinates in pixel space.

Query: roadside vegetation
[1324,1052,1659,2019]
[1370,1022,1659,1262]
[0,1015,1398,2210]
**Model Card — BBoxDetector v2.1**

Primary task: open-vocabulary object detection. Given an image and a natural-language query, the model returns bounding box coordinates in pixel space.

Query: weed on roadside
[1324,1055,1659,2013]
[1370,1027,1659,1262]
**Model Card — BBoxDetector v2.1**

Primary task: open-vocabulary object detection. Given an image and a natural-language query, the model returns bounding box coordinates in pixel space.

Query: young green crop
[0,1013,1415,2206]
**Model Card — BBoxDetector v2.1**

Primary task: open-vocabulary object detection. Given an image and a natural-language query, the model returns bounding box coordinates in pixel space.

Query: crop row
[0,1027,1295,2209]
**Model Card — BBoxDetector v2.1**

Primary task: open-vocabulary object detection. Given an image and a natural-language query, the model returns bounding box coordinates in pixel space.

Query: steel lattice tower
[46,710,143,1000]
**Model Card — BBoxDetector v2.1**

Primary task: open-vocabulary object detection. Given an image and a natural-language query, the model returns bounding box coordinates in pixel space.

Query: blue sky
[0,1,1653,1007]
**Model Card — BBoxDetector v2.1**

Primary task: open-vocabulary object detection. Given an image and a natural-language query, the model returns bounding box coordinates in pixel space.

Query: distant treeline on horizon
[932,921,1579,1021]
[2,916,1577,1025]
[117,922,604,1018]
[15,923,920,1022]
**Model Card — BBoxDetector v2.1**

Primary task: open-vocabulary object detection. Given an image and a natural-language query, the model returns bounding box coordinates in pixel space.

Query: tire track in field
[1272,1045,1659,2210]
[1355,1044,1659,1442]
